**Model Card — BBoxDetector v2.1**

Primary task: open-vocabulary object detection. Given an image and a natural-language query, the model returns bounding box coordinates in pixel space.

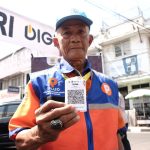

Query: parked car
[0,99,22,148]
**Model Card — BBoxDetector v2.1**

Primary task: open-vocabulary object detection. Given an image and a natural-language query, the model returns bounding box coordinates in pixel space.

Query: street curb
[128,127,150,133]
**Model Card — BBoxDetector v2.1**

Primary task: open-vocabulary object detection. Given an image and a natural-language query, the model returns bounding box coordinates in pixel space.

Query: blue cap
[56,9,93,30]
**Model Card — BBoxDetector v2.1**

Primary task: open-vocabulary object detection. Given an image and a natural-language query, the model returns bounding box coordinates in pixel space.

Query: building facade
[90,15,150,125]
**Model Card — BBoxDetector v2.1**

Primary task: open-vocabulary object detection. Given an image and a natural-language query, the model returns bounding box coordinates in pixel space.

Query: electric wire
[85,0,150,33]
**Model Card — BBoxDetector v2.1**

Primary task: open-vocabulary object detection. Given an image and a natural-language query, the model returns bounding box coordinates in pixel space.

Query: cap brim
[56,15,93,30]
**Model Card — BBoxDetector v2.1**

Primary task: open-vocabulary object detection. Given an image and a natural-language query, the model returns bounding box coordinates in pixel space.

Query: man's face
[54,20,93,63]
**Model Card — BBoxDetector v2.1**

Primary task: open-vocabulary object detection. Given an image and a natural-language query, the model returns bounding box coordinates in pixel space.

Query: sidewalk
[128,126,150,133]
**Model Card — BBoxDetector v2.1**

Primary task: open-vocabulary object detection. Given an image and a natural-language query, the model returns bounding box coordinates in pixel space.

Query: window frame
[114,39,130,57]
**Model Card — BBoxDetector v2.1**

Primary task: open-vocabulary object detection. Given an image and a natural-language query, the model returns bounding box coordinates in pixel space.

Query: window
[11,75,22,87]
[115,45,122,57]
[2,75,22,90]
[132,83,150,90]
[114,40,130,57]
[132,85,140,89]
[3,79,9,90]
[141,83,150,88]
[26,74,30,84]
[6,104,20,117]
[0,81,2,90]
[0,106,5,118]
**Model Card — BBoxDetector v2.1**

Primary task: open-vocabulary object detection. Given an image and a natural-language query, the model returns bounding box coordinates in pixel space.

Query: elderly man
[9,10,125,150]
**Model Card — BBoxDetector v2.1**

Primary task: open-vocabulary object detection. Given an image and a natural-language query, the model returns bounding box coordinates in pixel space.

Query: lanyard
[62,71,91,81]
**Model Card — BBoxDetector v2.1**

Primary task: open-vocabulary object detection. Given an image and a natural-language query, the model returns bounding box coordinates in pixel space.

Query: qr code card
[65,76,87,112]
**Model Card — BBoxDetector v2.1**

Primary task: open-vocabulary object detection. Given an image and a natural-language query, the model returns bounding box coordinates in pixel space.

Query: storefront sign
[0,6,58,55]
[8,86,19,93]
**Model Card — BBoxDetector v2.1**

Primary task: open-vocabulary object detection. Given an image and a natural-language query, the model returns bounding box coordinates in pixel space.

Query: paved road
[127,132,150,150]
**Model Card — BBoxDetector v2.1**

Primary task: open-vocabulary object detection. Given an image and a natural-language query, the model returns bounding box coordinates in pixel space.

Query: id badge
[65,76,87,112]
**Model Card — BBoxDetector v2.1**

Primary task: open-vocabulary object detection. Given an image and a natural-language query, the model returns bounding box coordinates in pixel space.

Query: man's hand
[35,100,80,142]
[15,100,80,150]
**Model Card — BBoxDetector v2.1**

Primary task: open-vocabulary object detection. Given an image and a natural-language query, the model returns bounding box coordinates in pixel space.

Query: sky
[0,0,150,58]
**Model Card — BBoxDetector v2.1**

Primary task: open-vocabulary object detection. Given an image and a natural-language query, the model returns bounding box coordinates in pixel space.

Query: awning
[125,89,150,99]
